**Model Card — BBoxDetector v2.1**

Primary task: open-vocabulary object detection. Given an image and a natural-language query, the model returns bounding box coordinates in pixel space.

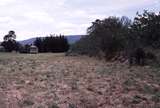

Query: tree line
[69,10,160,65]
[0,32,69,53]
[34,35,69,53]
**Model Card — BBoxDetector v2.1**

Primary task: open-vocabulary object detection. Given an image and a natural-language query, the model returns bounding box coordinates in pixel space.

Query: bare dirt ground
[0,53,159,108]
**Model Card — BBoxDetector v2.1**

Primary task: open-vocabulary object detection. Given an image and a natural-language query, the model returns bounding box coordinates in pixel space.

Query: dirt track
[0,53,159,108]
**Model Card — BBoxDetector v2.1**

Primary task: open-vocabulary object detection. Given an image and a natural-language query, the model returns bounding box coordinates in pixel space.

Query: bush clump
[69,10,160,65]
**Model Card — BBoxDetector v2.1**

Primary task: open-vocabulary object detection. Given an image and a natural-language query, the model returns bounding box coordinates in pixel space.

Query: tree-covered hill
[19,35,83,45]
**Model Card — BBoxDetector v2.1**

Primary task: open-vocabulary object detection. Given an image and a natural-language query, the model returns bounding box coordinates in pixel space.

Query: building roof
[0,46,4,49]
[30,45,38,49]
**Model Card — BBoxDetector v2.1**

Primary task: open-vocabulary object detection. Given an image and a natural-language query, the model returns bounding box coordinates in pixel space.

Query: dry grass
[0,53,159,108]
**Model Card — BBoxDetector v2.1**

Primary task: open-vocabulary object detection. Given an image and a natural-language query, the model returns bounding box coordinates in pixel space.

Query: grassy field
[0,53,159,108]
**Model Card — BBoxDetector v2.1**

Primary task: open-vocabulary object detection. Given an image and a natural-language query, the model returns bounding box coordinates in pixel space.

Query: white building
[0,46,5,52]
[30,45,38,54]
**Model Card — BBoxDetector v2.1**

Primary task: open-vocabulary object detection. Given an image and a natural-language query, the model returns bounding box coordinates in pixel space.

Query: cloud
[0,0,16,6]
[0,0,159,41]
[24,11,54,23]
[0,17,13,23]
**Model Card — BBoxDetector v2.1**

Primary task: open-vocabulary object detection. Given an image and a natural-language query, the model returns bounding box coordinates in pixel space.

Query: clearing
[0,53,159,108]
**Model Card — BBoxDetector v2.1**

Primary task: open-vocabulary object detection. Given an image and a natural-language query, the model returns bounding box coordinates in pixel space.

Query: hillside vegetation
[69,11,160,66]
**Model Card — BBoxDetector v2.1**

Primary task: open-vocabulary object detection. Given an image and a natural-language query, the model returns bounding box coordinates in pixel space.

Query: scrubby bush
[146,52,157,60]
[69,10,160,66]
[1,40,20,52]
[132,10,160,48]
[70,35,100,57]
[70,16,131,60]
[129,48,145,66]
[19,44,30,53]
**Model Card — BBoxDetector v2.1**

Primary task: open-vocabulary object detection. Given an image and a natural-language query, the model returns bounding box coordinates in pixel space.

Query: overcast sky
[0,0,159,41]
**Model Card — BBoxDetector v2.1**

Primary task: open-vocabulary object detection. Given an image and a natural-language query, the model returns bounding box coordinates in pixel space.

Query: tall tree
[132,10,160,48]
[3,30,16,41]
[1,30,19,52]
[87,16,131,58]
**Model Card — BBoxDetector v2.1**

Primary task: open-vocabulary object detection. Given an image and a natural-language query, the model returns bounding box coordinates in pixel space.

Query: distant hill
[19,35,83,45]
[19,37,36,45]
[66,35,83,44]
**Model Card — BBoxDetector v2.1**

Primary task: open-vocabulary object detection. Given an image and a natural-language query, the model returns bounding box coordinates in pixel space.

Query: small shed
[0,46,5,52]
[30,45,38,54]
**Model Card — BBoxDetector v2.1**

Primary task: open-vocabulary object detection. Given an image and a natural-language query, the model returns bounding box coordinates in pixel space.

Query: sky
[0,0,159,41]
